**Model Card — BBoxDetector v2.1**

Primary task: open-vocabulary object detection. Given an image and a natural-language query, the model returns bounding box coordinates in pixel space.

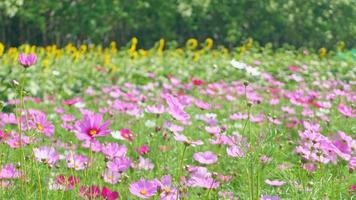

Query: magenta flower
[55,175,80,190]
[102,142,127,160]
[129,178,158,199]
[111,128,134,142]
[193,151,218,165]
[79,185,101,199]
[18,53,37,68]
[265,179,286,187]
[103,170,121,184]
[33,146,60,167]
[102,187,119,200]
[75,112,111,141]
[136,145,150,155]
[0,164,21,179]
[107,156,131,172]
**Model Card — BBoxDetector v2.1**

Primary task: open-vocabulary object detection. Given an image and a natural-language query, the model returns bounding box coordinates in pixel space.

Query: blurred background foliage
[0,0,355,48]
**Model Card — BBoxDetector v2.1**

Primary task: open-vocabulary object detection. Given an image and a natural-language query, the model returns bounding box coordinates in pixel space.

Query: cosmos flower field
[0,41,355,199]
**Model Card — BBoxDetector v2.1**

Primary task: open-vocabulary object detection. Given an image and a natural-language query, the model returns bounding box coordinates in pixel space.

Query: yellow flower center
[140,189,147,195]
[37,124,44,131]
[165,188,171,193]
[89,129,98,136]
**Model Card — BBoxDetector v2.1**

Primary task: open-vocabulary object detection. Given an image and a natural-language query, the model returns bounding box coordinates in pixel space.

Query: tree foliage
[0,0,355,48]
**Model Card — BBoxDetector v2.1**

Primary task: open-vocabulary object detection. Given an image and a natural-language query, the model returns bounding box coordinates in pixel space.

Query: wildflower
[129,178,158,199]
[133,156,154,171]
[111,128,134,142]
[18,53,37,68]
[193,151,218,165]
[192,79,204,86]
[186,166,219,189]
[265,179,286,187]
[260,195,281,200]
[55,175,80,190]
[107,156,131,172]
[102,187,119,200]
[0,164,21,179]
[337,104,355,118]
[28,112,55,137]
[158,175,179,200]
[66,153,90,170]
[146,105,165,114]
[6,133,30,148]
[79,185,101,199]
[173,132,203,147]
[136,145,150,155]
[103,170,121,184]
[164,94,190,123]
[102,143,127,160]
[33,146,60,167]
[75,113,111,141]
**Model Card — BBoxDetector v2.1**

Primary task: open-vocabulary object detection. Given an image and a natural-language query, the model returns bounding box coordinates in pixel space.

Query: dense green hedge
[0,0,355,48]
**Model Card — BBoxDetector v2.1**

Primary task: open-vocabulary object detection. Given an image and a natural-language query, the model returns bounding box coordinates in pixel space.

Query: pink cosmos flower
[112,128,134,142]
[0,130,11,141]
[33,146,60,167]
[129,178,158,199]
[173,132,203,147]
[82,140,102,152]
[146,105,165,114]
[102,187,120,200]
[79,185,101,199]
[186,166,219,189]
[75,113,111,141]
[107,156,132,172]
[164,94,190,123]
[227,145,245,158]
[338,104,356,118]
[6,133,30,148]
[0,113,17,125]
[193,151,218,165]
[66,153,90,170]
[55,175,80,190]
[103,170,121,184]
[133,156,154,171]
[265,179,286,187]
[28,112,55,137]
[349,157,356,172]
[62,97,82,106]
[136,145,150,155]
[194,100,211,110]
[0,164,21,179]
[18,53,37,68]
[158,175,179,200]
[102,143,127,160]
[261,195,281,200]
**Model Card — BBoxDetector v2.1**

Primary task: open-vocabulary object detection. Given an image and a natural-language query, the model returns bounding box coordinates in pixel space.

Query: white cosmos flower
[230,59,247,69]
[245,66,261,76]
